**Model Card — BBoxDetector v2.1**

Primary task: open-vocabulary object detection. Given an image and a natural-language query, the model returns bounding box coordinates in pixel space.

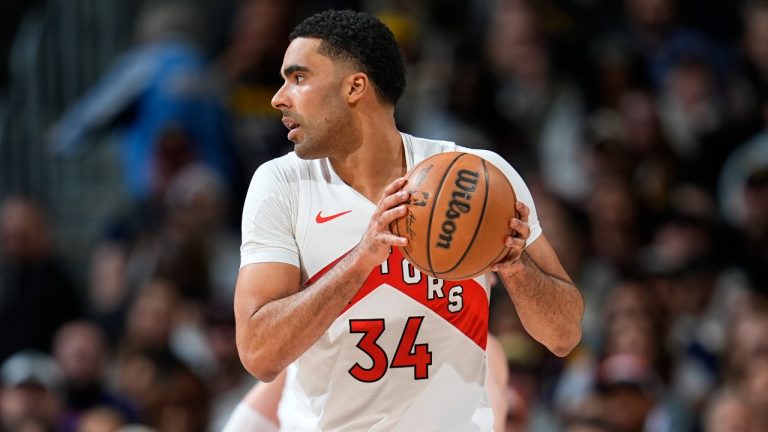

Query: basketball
[391,152,517,281]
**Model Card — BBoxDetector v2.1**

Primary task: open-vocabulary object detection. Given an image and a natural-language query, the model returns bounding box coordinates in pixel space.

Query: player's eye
[295,75,305,84]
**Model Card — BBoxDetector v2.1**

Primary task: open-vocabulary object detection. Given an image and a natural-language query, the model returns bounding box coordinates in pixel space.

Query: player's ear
[346,72,368,103]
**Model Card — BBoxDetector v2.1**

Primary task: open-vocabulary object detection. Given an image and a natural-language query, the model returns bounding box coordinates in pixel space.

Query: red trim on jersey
[303,251,351,288]
[304,248,489,350]
[346,248,488,350]
[302,250,387,319]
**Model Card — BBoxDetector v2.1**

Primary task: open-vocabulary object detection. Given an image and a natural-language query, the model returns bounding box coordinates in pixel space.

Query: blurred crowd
[2,0,768,431]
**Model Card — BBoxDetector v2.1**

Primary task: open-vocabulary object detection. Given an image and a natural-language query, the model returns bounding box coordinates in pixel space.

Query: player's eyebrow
[282,64,310,78]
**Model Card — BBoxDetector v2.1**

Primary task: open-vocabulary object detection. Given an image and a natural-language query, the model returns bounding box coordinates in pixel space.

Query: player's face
[272,37,350,159]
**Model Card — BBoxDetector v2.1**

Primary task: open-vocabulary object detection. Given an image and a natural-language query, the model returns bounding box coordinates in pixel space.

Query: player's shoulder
[251,152,304,181]
[459,147,517,176]
[406,133,457,149]
[405,133,457,151]
[246,152,310,197]
[404,132,518,175]
[404,132,459,163]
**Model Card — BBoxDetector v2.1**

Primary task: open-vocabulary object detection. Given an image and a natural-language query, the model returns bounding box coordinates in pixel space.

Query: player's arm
[491,201,583,357]
[235,177,410,381]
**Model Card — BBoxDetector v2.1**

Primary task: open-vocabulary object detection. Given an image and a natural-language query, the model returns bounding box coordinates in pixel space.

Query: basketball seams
[437,159,517,280]
[434,157,490,276]
[400,151,518,281]
[425,152,465,277]
[448,246,509,280]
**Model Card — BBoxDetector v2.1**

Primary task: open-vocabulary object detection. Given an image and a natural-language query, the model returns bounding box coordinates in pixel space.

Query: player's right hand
[354,177,410,270]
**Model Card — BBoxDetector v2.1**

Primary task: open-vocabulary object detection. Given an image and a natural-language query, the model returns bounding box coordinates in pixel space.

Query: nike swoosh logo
[316,210,352,224]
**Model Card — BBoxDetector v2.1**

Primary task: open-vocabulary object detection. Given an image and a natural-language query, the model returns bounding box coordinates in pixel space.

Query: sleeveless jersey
[240,133,542,431]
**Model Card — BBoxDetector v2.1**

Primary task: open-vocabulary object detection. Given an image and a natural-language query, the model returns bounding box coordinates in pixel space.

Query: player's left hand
[490,201,530,274]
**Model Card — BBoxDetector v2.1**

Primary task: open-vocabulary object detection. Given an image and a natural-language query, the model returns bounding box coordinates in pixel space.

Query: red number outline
[348,316,432,382]
[390,316,432,380]
[348,319,388,382]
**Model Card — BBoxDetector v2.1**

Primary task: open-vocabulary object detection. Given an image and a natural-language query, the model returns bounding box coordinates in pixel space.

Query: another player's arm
[486,334,509,432]
[235,178,410,382]
[221,371,286,432]
[243,371,286,426]
[491,202,583,357]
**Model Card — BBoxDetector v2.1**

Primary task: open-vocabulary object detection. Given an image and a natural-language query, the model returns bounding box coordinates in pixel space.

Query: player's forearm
[499,253,583,357]
[238,248,375,381]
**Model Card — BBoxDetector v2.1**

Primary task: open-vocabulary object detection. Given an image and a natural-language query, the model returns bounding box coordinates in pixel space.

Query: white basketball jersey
[240,133,541,431]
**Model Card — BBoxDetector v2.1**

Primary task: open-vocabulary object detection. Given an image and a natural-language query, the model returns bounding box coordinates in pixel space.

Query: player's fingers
[490,248,523,272]
[380,189,410,210]
[509,218,530,240]
[383,177,408,197]
[516,201,530,222]
[379,233,407,247]
[504,236,526,250]
[380,204,408,226]
[371,191,407,224]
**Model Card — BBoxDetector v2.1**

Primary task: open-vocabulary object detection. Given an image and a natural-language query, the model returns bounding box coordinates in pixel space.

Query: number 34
[348,316,433,382]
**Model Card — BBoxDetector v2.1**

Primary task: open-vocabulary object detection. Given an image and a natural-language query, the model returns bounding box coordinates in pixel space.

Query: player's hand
[354,177,410,269]
[490,201,530,275]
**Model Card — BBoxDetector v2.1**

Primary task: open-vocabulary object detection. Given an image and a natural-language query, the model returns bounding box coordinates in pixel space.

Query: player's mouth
[282,117,301,141]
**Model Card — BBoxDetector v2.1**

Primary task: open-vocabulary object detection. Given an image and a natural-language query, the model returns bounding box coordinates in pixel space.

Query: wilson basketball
[391,152,517,281]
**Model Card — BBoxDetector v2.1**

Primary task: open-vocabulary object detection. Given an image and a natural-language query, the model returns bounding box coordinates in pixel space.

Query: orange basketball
[391,152,517,281]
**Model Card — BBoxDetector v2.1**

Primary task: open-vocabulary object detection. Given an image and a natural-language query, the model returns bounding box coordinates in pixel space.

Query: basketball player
[235,10,583,430]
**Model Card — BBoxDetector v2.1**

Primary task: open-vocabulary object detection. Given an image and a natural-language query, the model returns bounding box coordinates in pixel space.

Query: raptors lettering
[377,250,464,313]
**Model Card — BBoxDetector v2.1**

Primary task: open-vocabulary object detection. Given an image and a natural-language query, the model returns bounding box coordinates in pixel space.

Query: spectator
[725,307,768,383]
[703,388,756,432]
[48,3,240,203]
[213,0,295,178]
[52,321,137,431]
[720,163,768,292]
[0,350,66,431]
[159,163,240,304]
[204,303,254,432]
[740,354,768,430]
[75,406,126,432]
[0,197,82,363]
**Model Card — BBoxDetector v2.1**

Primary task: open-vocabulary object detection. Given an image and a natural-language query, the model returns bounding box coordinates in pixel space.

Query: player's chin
[293,141,321,160]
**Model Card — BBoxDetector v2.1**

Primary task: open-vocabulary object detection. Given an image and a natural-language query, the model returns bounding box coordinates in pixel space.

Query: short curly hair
[290,10,406,106]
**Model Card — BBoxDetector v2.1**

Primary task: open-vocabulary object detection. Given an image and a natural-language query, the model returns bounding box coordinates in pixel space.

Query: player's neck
[330,115,405,203]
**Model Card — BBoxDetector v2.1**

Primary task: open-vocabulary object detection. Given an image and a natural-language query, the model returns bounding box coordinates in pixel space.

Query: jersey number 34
[348,316,432,382]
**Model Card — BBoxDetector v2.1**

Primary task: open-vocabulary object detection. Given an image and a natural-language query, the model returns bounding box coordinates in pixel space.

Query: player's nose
[272,84,290,110]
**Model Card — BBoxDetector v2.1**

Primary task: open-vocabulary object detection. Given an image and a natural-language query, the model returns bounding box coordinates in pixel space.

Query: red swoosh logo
[315,210,352,224]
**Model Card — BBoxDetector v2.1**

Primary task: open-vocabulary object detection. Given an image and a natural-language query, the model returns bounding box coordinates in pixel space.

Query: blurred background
[1,0,768,431]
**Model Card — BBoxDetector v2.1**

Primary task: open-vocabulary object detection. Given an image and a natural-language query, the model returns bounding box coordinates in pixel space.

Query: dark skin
[234,37,584,381]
